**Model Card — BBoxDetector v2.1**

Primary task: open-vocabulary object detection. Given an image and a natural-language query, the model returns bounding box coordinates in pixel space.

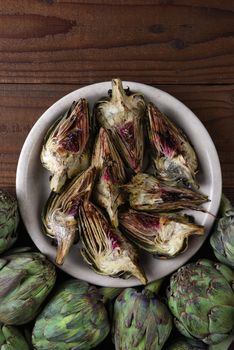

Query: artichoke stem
[55,232,75,265]
[111,78,126,103]
[50,172,66,193]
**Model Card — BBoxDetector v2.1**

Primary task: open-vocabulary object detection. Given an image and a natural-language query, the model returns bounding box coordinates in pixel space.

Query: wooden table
[0,1,234,348]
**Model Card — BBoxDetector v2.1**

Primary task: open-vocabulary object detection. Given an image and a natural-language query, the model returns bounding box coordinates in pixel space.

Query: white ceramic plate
[16,81,222,287]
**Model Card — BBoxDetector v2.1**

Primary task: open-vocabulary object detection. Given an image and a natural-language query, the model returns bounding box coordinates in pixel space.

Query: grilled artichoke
[0,250,56,325]
[120,209,204,257]
[167,259,234,345]
[0,190,19,254]
[95,78,146,172]
[92,128,126,227]
[32,279,110,350]
[42,166,96,265]
[210,194,234,268]
[124,173,208,212]
[0,324,30,350]
[147,102,198,188]
[79,201,147,284]
[41,99,91,193]
[113,280,172,350]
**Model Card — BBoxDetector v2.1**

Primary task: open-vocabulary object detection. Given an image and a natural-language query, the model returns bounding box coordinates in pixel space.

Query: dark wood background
[0,1,234,349]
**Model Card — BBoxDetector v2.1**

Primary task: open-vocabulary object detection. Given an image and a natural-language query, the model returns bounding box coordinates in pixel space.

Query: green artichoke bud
[42,166,96,265]
[167,259,234,345]
[0,190,19,254]
[210,194,234,268]
[0,324,30,350]
[32,279,110,350]
[124,173,208,212]
[119,209,204,257]
[147,102,198,188]
[79,201,147,284]
[41,99,91,193]
[0,250,56,325]
[166,337,206,350]
[95,78,146,172]
[113,281,172,350]
[92,128,126,227]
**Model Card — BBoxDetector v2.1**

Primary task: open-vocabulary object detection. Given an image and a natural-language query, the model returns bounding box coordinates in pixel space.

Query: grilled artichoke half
[42,166,96,265]
[95,78,146,172]
[119,209,204,257]
[92,128,126,227]
[124,173,208,212]
[147,102,198,188]
[79,201,147,284]
[41,99,91,193]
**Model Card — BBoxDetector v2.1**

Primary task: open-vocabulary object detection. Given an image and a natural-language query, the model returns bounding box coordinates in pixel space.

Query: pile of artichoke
[41,78,209,283]
[0,79,234,349]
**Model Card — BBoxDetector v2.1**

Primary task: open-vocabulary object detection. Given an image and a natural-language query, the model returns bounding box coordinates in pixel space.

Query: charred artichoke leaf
[42,166,96,265]
[147,102,198,188]
[119,209,204,257]
[79,201,147,284]
[95,78,146,172]
[92,128,126,227]
[124,173,208,212]
[41,99,91,193]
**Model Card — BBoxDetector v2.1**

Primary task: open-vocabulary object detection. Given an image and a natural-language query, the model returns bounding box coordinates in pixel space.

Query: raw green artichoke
[42,166,96,265]
[92,127,126,227]
[210,194,234,268]
[120,209,204,257]
[124,173,208,212]
[113,280,172,350]
[0,190,19,254]
[32,279,110,350]
[79,201,147,284]
[0,324,30,350]
[167,259,234,345]
[41,99,92,193]
[165,338,206,350]
[0,250,56,325]
[147,102,198,188]
[95,78,146,172]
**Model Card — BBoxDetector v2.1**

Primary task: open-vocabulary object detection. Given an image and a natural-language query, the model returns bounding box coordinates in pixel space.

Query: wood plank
[0,83,233,204]
[1,1,234,84]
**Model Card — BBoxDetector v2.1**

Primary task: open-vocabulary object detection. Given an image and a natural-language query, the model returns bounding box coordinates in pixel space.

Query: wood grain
[1,1,234,84]
[0,83,233,202]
